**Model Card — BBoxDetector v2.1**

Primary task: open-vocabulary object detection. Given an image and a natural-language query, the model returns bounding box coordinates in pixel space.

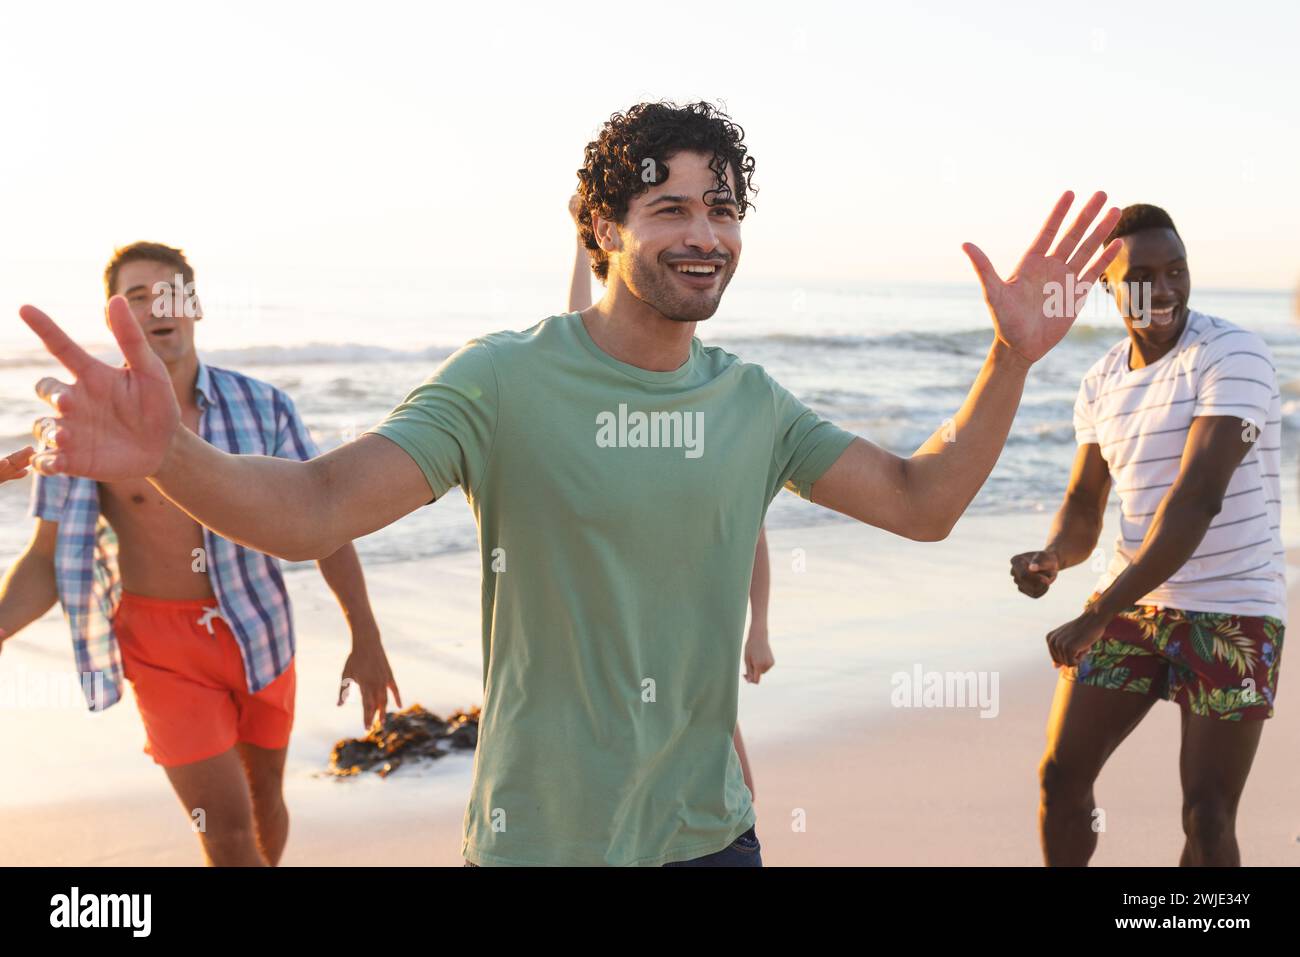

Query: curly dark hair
[574,100,758,283]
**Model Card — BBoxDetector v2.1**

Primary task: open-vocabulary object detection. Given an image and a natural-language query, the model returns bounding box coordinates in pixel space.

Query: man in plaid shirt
[0,242,400,867]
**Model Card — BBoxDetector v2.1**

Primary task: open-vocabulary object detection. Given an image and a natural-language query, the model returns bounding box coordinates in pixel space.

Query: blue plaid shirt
[28,361,321,711]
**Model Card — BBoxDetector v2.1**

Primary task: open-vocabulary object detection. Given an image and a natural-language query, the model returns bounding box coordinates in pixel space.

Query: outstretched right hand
[20,296,180,481]
[1010,549,1059,598]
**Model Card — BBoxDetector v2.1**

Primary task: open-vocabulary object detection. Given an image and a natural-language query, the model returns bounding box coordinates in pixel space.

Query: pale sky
[1,0,1296,346]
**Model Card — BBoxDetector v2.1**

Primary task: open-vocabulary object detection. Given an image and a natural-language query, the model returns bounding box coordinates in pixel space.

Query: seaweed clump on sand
[329,704,480,778]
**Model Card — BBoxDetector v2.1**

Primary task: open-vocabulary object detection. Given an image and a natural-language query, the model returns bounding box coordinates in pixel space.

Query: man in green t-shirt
[19,100,1121,866]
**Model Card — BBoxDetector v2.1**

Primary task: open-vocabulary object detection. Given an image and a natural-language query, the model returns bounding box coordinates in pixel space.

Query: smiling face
[1102,227,1191,350]
[111,258,202,365]
[597,150,741,323]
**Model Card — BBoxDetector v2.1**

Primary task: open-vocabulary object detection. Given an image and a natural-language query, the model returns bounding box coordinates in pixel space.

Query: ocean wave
[0,323,1130,370]
[200,343,456,366]
[0,341,463,370]
[712,323,1123,354]
[1005,423,1077,445]
[0,351,62,369]
[323,377,374,400]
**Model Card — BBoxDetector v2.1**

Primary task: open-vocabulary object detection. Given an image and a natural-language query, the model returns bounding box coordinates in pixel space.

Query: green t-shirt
[366,311,857,866]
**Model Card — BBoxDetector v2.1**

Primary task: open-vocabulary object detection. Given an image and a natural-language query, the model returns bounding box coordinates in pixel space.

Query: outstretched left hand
[963,191,1123,364]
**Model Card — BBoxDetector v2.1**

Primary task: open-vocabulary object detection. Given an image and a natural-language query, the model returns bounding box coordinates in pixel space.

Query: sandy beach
[2,507,1297,867]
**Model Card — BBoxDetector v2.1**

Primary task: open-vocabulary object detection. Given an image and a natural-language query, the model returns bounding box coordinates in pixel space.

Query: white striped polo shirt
[1073,310,1285,623]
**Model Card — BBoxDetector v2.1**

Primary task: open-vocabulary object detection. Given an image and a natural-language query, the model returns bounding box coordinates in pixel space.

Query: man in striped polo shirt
[0,242,400,866]
[1010,205,1284,866]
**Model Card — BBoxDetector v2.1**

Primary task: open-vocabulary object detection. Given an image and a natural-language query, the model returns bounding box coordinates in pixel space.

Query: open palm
[20,296,180,481]
[962,191,1123,364]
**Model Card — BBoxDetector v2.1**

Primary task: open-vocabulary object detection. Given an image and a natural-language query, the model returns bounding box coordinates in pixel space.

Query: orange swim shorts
[114,591,296,768]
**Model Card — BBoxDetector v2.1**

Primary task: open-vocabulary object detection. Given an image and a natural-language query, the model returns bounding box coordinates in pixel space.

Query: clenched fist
[1010,549,1059,598]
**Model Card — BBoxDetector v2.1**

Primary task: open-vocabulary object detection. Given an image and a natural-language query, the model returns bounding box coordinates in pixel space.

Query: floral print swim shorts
[1062,594,1284,721]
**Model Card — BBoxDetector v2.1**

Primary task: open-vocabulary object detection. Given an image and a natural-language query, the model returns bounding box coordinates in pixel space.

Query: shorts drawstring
[196,606,222,637]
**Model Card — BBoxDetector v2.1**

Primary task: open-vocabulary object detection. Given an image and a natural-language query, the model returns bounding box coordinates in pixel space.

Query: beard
[620,250,734,323]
